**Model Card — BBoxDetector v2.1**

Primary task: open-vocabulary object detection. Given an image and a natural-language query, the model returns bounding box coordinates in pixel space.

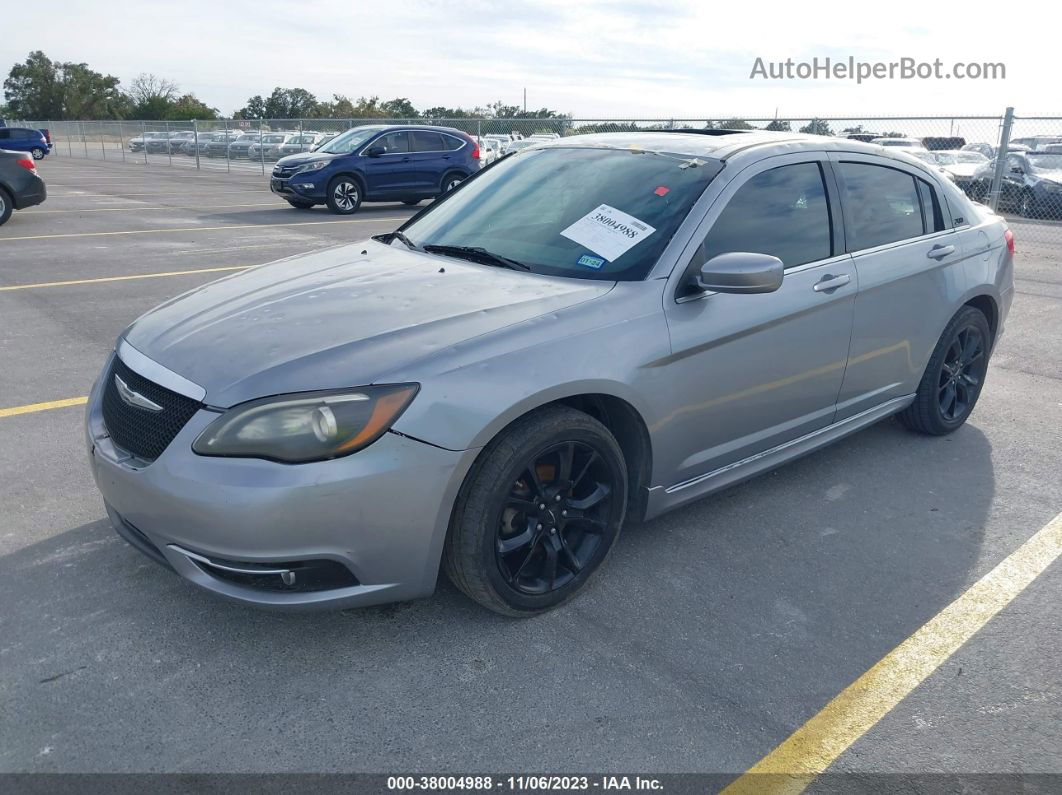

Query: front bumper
[270,169,327,199]
[85,355,477,611]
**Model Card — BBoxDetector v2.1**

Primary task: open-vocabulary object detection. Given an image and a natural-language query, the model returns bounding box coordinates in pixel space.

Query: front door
[659,156,856,487]
[362,131,414,195]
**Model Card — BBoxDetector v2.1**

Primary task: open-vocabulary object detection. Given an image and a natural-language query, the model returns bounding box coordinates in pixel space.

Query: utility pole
[523,88,527,113]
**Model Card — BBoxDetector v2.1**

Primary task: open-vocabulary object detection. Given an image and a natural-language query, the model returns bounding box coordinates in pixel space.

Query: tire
[444,406,628,616]
[0,187,12,227]
[402,199,421,206]
[325,175,362,215]
[441,172,465,193]
[286,199,315,210]
[30,147,45,160]
[899,306,992,436]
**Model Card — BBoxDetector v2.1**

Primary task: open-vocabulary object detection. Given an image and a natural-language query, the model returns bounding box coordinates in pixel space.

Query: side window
[374,132,410,154]
[703,162,833,269]
[917,179,945,233]
[412,131,445,152]
[441,134,466,151]
[0,130,9,140]
[839,162,924,250]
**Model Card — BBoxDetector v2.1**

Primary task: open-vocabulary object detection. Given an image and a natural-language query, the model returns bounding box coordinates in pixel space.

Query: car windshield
[400,145,721,281]
[236,134,258,142]
[291,135,315,143]
[318,126,383,154]
[263,135,286,143]
[932,153,958,165]
[957,152,987,163]
[1028,153,1062,171]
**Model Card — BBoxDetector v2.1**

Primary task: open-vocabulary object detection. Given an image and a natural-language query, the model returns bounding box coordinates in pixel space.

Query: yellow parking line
[0,397,88,418]
[722,510,1062,795]
[0,265,250,291]
[26,203,284,213]
[0,217,405,242]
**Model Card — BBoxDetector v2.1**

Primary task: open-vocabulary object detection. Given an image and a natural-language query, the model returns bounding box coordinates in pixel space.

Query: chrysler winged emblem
[114,374,163,412]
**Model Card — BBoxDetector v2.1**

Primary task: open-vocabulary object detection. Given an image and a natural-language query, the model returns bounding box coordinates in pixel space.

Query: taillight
[17,158,37,174]
[470,140,481,160]
[1004,228,1015,255]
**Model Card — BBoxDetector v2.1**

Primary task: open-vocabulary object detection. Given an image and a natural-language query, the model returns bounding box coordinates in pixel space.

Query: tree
[234,95,266,119]
[380,97,418,118]
[879,130,906,138]
[264,87,319,119]
[164,94,218,121]
[799,118,834,136]
[765,119,791,131]
[316,94,356,117]
[126,73,178,119]
[4,51,124,119]
[718,118,757,130]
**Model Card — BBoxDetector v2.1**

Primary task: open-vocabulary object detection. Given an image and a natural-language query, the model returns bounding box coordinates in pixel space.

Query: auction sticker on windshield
[560,204,656,262]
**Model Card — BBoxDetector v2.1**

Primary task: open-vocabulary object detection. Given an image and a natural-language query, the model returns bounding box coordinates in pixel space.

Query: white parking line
[0,217,406,242]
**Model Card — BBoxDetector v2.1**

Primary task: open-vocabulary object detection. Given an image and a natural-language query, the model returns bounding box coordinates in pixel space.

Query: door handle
[927,244,955,260]
[812,273,851,292]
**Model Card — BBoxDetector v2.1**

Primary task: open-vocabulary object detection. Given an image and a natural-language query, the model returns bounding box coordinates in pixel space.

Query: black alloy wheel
[444,406,627,616]
[496,440,614,595]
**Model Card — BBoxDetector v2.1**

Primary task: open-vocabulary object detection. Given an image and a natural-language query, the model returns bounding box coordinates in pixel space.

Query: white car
[872,137,927,150]
[501,139,538,156]
[903,149,957,182]
[477,138,501,165]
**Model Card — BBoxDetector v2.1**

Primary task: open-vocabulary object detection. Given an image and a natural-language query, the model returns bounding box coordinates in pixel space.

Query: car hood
[122,240,614,407]
[276,150,342,167]
[944,163,982,177]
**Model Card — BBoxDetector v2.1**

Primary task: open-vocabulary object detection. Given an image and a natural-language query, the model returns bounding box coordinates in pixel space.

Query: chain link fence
[13,110,1062,243]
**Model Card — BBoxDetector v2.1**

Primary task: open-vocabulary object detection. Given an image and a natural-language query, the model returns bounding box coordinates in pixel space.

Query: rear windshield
[401,146,721,281]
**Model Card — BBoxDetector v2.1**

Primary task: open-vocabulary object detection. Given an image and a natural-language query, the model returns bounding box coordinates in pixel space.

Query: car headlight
[192,384,418,463]
[294,160,329,174]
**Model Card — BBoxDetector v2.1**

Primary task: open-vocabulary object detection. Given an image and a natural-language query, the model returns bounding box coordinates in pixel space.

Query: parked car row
[126,129,338,160]
[967,151,1062,218]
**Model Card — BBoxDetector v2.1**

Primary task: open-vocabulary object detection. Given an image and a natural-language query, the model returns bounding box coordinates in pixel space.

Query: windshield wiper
[422,244,532,271]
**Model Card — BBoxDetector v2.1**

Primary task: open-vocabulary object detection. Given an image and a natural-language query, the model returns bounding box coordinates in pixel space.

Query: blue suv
[0,127,52,160]
[270,124,480,213]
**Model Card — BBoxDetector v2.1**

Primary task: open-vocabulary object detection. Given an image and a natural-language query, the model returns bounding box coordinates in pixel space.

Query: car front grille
[101,356,203,462]
[273,165,297,178]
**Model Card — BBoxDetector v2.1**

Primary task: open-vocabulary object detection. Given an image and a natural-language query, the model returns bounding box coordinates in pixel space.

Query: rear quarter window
[839,162,926,250]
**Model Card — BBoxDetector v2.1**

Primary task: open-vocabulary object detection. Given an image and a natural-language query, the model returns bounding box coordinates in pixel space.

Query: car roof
[537,130,915,161]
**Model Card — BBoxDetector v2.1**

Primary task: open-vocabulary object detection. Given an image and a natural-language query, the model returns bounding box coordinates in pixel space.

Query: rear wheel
[286,199,315,210]
[30,147,45,160]
[441,172,465,193]
[444,406,627,616]
[325,176,362,215]
[0,187,12,227]
[899,306,991,435]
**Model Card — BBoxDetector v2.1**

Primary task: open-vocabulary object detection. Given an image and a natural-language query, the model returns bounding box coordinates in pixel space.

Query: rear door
[660,154,856,485]
[409,131,465,191]
[828,154,964,420]
[361,131,414,195]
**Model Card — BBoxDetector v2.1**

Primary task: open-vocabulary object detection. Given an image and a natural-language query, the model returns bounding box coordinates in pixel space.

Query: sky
[3,0,1055,120]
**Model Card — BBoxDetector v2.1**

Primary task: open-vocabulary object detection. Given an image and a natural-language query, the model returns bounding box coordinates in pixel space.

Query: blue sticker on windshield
[577,254,606,270]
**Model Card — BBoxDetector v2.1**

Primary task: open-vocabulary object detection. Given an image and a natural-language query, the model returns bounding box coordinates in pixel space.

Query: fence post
[225,118,231,173]
[99,121,106,160]
[119,120,126,162]
[80,121,88,157]
[193,119,201,170]
[259,117,265,175]
[988,106,1015,212]
[67,122,73,157]
[141,121,148,164]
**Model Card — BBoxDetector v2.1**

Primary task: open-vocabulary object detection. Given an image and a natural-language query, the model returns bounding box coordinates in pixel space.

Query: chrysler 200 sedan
[86,131,1014,615]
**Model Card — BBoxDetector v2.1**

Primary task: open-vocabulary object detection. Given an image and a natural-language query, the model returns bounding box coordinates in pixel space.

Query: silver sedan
[87,131,1014,615]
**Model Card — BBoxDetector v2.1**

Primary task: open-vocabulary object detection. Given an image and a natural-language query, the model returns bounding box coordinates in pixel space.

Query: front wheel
[325,176,362,215]
[31,147,45,160]
[444,406,627,616]
[899,306,991,435]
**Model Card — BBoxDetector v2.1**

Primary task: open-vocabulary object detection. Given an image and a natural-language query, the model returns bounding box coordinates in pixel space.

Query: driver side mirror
[693,252,784,294]
[366,145,386,157]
